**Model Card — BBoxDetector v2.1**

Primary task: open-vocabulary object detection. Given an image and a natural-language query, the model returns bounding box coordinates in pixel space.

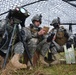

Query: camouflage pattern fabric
[14,27,32,55]
[36,39,49,56]
[49,26,69,54]
[14,42,24,54]
[27,24,50,58]
[0,19,13,51]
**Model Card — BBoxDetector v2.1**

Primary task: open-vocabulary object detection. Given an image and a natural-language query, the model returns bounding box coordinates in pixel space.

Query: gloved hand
[38,29,46,35]
[47,32,55,42]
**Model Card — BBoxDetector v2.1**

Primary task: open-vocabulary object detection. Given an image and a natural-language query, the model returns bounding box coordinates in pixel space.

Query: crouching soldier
[47,17,70,64]
[26,14,50,66]
[10,27,32,69]
[0,7,31,69]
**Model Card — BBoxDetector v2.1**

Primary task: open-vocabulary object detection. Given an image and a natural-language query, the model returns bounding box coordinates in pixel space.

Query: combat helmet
[51,17,60,28]
[32,14,42,24]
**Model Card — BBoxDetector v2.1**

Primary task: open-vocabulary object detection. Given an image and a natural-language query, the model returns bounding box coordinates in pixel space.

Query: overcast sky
[0,0,76,33]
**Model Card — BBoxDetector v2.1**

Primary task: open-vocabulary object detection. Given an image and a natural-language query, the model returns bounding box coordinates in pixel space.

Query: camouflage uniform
[49,18,70,54]
[37,39,50,57]
[0,7,31,55]
[14,27,32,54]
[0,7,30,69]
[28,24,50,58]
[0,19,13,53]
[0,18,49,59]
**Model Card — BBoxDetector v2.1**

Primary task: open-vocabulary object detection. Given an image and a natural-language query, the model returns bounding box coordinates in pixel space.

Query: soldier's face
[34,21,40,27]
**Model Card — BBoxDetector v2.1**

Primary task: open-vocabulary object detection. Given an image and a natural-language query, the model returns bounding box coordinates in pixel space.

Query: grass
[0,51,76,75]
[3,64,76,75]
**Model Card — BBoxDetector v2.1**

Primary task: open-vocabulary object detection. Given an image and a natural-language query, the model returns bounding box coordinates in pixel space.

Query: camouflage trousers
[14,39,50,58]
[14,42,24,55]
[50,41,64,54]
[37,39,50,57]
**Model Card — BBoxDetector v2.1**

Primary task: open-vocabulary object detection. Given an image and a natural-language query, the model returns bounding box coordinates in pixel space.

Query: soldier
[47,17,70,64]
[26,14,50,66]
[0,7,31,69]
[9,7,32,69]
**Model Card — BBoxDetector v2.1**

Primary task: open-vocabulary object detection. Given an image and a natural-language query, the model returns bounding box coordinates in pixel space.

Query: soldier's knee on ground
[51,53,60,65]
[33,51,40,67]
[40,55,49,66]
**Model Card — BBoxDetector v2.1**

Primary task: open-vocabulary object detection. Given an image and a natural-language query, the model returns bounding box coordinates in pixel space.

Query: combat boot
[51,53,60,65]
[40,55,49,66]
[10,54,27,69]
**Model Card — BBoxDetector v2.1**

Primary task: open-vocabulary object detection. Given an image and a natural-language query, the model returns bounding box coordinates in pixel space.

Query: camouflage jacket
[0,19,32,50]
[29,24,45,43]
[0,19,13,49]
[49,26,70,46]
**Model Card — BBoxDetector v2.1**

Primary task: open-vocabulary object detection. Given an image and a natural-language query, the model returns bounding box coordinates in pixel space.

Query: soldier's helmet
[51,17,60,28]
[7,7,30,27]
[32,14,42,24]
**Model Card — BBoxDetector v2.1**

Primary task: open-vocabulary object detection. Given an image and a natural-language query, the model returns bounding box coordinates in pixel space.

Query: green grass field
[2,64,76,75]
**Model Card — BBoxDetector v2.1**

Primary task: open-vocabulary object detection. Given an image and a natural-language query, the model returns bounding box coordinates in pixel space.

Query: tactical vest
[29,24,41,33]
[55,27,68,46]
[29,24,44,43]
